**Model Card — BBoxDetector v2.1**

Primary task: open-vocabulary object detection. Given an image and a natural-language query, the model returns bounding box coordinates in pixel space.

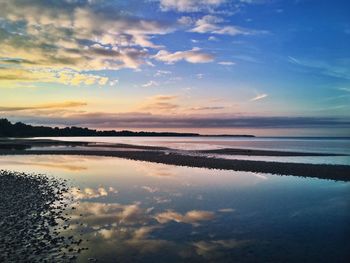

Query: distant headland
[0,119,255,137]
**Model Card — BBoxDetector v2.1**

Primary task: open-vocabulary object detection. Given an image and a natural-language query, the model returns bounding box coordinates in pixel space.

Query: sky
[0,0,350,136]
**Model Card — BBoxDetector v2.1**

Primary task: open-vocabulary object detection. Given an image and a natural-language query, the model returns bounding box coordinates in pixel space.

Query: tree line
[0,119,199,137]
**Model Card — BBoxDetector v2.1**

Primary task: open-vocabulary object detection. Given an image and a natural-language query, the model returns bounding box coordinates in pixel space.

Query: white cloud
[71,186,118,200]
[288,56,350,80]
[177,16,194,25]
[196,73,204,79]
[218,61,235,66]
[250,94,268,101]
[159,0,226,12]
[154,70,172,77]
[208,36,219,41]
[141,186,159,193]
[142,80,159,88]
[190,15,223,33]
[153,48,214,64]
[109,79,119,86]
[239,0,270,4]
[155,210,215,225]
[190,15,265,36]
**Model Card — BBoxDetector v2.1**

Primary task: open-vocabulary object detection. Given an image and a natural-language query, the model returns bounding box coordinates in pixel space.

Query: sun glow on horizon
[0,0,349,136]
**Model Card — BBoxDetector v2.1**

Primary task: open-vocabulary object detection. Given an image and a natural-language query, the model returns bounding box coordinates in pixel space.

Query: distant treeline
[0,118,200,137]
[0,118,254,137]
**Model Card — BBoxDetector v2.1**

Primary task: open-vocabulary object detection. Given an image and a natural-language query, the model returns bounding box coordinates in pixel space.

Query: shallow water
[217,154,350,165]
[1,155,349,262]
[35,136,350,165]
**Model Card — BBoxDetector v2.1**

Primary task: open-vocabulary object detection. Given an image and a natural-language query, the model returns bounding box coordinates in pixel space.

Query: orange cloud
[0,101,87,112]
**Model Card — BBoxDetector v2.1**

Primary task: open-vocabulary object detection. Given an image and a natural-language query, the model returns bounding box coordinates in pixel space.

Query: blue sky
[0,0,349,135]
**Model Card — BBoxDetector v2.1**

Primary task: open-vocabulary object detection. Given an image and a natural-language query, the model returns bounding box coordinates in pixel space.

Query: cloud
[232,55,260,63]
[239,0,272,4]
[153,48,214,64]
[218,208,235,213]
[0,0,175,86]
[141,102,178,111]
[288,56,350,80]
[3,157,87,171]
[218,61,235,66]
[141,186,159,193]
[158,0,226,12]
[142,80,159,88]
[154,70,172,77]
[193,239,250,258]
[190,106,225,111]
[196,73,204,79]
[208,36,219,41]
[177,16,194,25]
[338,87,350,92]
[69,202,149,226]
[71,186,118,200]
[0,101,87,112]
[0,67,109,87]
[150,95,178,101]
[57,70,109,86]
[250,94,268,101]
[109,79,119,86]
[189,15,267,37]
[190,15,247,36]
[154,210,215,225]
[140,95,179,111]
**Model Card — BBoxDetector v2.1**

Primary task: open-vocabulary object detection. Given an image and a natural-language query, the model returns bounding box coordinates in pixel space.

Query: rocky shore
[0,170,84,262]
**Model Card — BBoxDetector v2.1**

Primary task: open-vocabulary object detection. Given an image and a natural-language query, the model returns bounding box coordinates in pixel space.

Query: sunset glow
[1,0,349,135]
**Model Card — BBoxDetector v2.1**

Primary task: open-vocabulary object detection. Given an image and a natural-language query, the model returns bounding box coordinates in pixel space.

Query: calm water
[37,136,350,165]
[1,153,349,262]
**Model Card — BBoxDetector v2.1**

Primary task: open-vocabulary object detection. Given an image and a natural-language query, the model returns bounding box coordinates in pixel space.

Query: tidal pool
[1,155,349,262]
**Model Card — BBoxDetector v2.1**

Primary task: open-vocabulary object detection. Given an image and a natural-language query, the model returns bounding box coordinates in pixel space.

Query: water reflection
[71,186,118,199]
[67,200,247,262]
[1,155,349,262]
[0,156,87,171]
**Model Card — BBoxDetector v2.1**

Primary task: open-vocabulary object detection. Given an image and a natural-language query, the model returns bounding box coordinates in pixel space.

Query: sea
[1,136,349,262]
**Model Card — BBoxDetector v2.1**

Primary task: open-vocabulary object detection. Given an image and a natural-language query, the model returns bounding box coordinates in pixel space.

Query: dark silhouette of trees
[0,118,200,137]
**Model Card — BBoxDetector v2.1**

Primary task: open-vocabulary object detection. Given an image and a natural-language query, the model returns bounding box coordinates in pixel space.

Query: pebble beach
[0,170,84,262]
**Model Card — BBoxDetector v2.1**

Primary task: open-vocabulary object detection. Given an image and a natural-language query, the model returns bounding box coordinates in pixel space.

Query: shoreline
[1,149,349,182]
[197,148,347,156]
[1,138,349,182]
[1,138,348,156]
[0,170,83,261]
